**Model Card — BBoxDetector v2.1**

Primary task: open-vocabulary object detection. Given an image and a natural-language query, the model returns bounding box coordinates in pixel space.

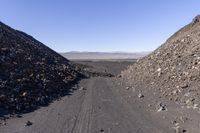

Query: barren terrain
[1,60,198,133]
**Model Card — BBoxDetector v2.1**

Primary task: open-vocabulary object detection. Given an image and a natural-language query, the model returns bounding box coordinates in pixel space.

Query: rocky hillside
[0,22,83,114]
[121,15,200,107]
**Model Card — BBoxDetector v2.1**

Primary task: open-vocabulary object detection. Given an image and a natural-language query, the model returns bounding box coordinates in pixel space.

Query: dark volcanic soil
[72,59,136,76]
[1,60,197,133]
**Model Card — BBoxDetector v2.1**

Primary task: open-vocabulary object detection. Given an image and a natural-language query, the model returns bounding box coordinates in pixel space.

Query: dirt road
[0,78,170,133]
[0,60,173,133]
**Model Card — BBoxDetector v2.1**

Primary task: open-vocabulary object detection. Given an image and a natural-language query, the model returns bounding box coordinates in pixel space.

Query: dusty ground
[72,59,135,76]
[0,60,198,133]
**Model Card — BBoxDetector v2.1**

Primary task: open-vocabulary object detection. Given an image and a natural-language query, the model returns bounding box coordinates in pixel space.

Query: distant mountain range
[60,51,150,60]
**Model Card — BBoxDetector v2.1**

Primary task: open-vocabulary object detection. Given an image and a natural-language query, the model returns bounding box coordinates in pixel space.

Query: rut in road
[72,78,94,133]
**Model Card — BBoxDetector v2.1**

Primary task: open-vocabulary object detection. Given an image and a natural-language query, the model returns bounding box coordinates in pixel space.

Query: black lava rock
[0,21,84,114]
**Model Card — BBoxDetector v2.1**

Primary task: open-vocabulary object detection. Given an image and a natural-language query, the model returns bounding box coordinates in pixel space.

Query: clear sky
[0,0,200,52]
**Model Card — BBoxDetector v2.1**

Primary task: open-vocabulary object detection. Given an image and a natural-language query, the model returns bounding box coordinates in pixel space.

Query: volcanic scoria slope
[0,22,83,114]
[122,15,200,107]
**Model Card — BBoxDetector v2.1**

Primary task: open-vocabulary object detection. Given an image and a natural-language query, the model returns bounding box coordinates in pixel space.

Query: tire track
[71,79,94,133]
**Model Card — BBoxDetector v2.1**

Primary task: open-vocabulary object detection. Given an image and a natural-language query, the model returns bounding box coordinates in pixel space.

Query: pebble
[1,122,7,126]
[138,93,144,98]
[174,126,187,133]
[157,103,167,112]
[117,75,122,78]
[180,116,188,123]
[79,87,86,90]
[100,128,104,132]
[25,121,33,126]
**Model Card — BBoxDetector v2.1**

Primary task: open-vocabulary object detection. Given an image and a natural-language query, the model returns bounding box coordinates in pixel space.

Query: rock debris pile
[122,15,200,107]
[0,22,83,113]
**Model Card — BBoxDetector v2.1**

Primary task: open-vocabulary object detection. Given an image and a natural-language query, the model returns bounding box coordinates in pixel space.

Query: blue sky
[1,0,200,52]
